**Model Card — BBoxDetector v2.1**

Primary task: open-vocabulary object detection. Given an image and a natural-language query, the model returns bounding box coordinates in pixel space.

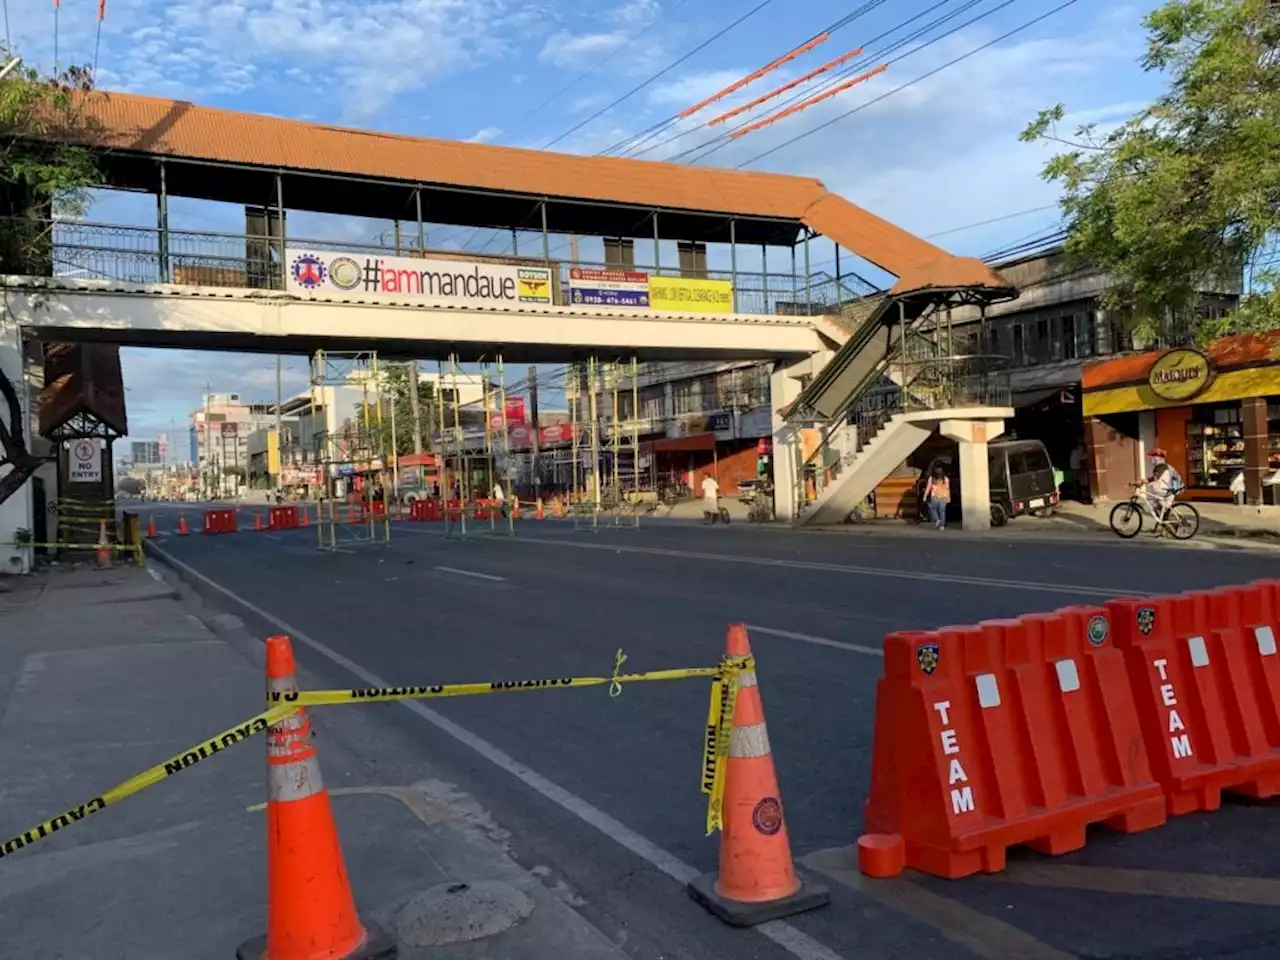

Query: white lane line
[511,535,1124,598]
[148,567,164,582]
[149,543,846,960]
[434,566,506,582]
[747,624,883,658]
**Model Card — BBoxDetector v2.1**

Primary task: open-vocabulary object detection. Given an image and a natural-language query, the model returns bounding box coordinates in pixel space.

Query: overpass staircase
[786,292,1012,527]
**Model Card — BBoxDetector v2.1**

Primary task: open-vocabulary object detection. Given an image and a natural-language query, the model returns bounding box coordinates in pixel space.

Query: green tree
[1020,0,1280,341]
[360,365,438,458]
[0,52,100,507]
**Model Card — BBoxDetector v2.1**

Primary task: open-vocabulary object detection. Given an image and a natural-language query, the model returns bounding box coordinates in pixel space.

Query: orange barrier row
[268,505,300,531]
[858,578,1280,881]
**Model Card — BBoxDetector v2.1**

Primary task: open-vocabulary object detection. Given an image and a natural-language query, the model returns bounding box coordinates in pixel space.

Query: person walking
[701,472,721,525]
[924,464,951,531]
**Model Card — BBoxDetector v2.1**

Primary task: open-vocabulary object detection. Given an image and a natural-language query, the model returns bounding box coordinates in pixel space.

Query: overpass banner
[648,276,733,314]
[286,249,553,306]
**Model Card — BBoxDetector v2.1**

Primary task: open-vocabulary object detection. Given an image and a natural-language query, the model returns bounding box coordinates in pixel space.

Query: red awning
[646,434,716,453]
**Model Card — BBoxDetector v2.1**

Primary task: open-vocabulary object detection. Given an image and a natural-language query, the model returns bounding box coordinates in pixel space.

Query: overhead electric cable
[729,63,888,139]
[707,46,865,127]
[540,0,777,151]
[601,0,895,158]
[734,0,1082,168]
[677,33,831,120]
[637,0,983,162]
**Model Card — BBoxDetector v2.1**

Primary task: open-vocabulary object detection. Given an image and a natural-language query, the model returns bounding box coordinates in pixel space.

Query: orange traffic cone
[687,624,828,926]
[95,520,112,568]
[300,505,310,528]
[512,500,521,520]
[178,513,189,536]
[253,513,264,532]
[536,498,544,521]
[146,515,158,539]
[237,636,395,960]
[554,499,564,520]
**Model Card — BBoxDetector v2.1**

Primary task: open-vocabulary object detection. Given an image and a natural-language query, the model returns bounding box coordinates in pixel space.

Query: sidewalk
[0,564,627,960]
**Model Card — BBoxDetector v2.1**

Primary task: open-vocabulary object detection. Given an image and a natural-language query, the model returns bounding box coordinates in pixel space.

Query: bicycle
[1109,483,1200,540]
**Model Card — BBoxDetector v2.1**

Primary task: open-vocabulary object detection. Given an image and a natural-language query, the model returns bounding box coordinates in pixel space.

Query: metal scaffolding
[310,350,392,551]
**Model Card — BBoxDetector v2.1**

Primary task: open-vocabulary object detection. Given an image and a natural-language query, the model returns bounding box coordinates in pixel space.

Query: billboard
[567,268,650,308]
[648,276,733,314]
[286,249,552,306]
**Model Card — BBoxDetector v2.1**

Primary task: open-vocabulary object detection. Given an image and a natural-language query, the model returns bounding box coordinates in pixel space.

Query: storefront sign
[567,268,650,308]
[648,276,734,314]
[1147,348,1212,401]
[286,249,553,306]
[69,439,102,483]
[538,423,574,447]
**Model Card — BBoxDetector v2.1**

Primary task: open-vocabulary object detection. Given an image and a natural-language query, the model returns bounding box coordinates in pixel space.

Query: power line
[689,0,1006,164]
[632,0,977,161]
[924,203,1060,239]
[735,0,1083,168]
[540,0,778,152]
[514,0,691,134]
[605,0,896,159]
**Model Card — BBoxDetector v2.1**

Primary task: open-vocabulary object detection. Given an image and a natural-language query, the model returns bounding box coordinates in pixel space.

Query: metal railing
[5,218,870,317]
[795,355,1011,516]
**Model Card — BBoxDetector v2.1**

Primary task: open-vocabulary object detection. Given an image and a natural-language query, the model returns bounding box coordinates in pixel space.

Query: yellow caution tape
[702,669,740,836]
[267,650,755,707]
[0,702,298,860]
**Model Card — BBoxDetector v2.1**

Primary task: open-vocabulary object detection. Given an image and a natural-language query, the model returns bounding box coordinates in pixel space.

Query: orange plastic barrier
[202,508,237,534]
[859,606,1166,880]
[1106,581,1280,815]
[268,505,299,530]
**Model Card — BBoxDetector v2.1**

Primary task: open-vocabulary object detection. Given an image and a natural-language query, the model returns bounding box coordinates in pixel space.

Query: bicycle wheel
[1167,502,1200,540]
[1109,500,1143,538]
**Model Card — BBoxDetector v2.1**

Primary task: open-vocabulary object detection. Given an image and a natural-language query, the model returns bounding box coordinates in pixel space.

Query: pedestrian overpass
[1,89,1021,535]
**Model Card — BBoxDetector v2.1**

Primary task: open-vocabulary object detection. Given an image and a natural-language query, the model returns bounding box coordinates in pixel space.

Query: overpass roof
[57,91,1011,295]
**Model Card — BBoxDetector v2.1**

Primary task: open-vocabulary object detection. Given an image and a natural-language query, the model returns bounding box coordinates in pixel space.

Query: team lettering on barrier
[932,700,975,816]
[1152,658,1194,759]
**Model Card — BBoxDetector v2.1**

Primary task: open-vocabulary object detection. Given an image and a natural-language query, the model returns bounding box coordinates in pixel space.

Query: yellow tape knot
[608,648,628,698]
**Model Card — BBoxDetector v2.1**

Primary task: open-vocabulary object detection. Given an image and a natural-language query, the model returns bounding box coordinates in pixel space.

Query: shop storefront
[1082,333,1280,504]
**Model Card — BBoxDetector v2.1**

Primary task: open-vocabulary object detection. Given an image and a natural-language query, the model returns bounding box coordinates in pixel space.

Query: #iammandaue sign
[286,249,553,306]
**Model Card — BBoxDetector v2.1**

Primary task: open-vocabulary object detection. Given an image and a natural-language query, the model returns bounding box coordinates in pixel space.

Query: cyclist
[1145,448,1184,525]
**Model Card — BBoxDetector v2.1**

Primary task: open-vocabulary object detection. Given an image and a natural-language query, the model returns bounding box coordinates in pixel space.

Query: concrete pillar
[770,363,803,522]
[1137,410,1156,472]
[0,318,33,573]
[939,418,1007,531]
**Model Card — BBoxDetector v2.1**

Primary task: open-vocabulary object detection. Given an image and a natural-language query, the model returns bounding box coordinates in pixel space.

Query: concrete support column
[1243,396,1268,505]
[0,318,32,573]
[939,418,1006,531]
[770,363,803,522]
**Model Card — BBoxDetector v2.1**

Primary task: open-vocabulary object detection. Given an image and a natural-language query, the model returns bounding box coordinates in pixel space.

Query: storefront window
[1187,403,1246,488]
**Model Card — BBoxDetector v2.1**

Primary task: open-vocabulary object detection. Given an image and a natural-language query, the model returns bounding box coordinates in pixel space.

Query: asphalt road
[147,513,1280,960]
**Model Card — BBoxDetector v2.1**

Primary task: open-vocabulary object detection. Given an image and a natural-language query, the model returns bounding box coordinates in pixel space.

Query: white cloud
[610,0,660,25]
[538,30,629,69]
[465,126,503,143]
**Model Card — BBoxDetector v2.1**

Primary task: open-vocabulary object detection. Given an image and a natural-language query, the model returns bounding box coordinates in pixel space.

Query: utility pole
[407,360,424,455]
[203,383,211,499]
[528,365,540,494]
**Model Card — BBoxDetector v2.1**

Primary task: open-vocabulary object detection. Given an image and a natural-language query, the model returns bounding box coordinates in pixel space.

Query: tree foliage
[0,50,100,507]
[359,365,439,458]
[1020,0,1280,341]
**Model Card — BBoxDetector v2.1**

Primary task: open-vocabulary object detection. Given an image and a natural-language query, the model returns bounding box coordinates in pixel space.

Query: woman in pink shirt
[924,464,951,531]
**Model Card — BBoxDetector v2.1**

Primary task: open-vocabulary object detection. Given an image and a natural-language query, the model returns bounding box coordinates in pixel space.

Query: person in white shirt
[492,481,505,504]
[701,474,720,524]
[1145,448,1182,520]
[1230,469,1246,506]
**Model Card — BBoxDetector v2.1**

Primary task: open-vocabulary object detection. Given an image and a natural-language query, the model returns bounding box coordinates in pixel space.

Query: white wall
[0,318,33,574]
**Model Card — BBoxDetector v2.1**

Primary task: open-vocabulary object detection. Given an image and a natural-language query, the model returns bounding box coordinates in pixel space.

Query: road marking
[995,862,1280,906]
[802,847,1078,960]
[434,566,506,582]
[149,543,845,960]
[148,568,164,583]
[509,535,1125,598]
[746,624,883,657]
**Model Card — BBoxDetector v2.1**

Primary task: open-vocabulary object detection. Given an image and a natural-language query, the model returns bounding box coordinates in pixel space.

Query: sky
[4,0,1170,450]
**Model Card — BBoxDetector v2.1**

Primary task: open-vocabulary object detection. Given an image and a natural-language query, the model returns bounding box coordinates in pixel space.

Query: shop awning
[645,434,716,453]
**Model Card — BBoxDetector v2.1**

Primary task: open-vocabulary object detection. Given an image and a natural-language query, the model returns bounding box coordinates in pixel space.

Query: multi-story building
[130,440,162,465]
[189,392,278,497]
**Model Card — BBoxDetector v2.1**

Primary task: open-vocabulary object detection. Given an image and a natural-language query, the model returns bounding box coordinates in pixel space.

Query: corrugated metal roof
[59,90,1013,291]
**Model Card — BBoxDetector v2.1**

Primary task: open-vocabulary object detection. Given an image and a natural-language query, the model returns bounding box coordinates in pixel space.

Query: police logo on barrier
[917,642,940,676]
[1137,607,1156,636]
[1087,615,1110,647]
[752,796,783,836]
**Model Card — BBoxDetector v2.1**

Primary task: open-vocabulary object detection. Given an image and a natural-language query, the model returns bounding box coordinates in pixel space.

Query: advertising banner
[538,423,575,447]
[505,397,527,424]
[567,267,650,308]
[287,249,553,306]
[648,276,733,314]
